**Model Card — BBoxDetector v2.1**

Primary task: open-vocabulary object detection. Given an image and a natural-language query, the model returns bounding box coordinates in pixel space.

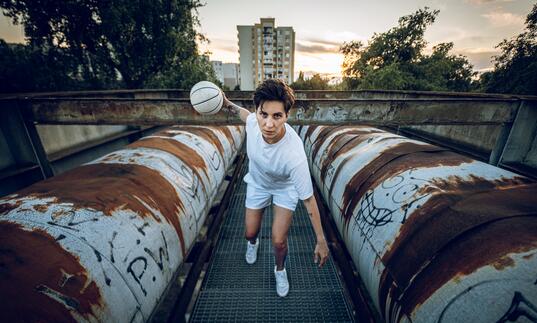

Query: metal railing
[0,89,536,195]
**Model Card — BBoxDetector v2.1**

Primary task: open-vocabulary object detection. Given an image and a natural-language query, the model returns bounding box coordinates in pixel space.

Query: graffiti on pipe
[0,125,245,322]
[298,125,537,323]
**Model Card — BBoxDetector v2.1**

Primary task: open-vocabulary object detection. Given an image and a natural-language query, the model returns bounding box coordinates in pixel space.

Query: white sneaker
[274,266,289,297]
[245,238,259,264]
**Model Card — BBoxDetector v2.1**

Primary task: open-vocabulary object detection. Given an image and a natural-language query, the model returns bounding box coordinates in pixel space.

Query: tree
[145,53,219,89]
[1,0,213,89]
[291,71,331,90]
[340,8,475,92]
[0,40,83,93]
[479,3,537,95]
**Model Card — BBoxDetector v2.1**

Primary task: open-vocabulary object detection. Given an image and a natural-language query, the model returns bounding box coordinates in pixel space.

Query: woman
[223,79,329,297]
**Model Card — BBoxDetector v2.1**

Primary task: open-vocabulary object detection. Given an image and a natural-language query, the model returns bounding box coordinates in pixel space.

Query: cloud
[295,52,344,76]
[465,0,514,4]
[205,37,237,52]
[295,31,364,55]
[297,30,365,44]
[0,16,25,43]
[454,48,499,71]
[422,44,498,72]
[302,38,342,47]
[295,40,340,55]
[482,10,525,27]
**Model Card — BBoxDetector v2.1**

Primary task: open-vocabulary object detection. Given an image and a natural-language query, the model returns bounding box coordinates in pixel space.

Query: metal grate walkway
[189,160,354,322]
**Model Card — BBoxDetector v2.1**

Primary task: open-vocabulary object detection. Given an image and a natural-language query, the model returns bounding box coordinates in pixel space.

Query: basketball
[190,81,224,115]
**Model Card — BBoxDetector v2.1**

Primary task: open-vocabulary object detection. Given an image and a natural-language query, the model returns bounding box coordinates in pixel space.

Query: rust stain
[215,126,236,149]
[334,131,390,157]
[491,256,515,270]
[33,204,49,213]
[0,200,22,215]
[377,182,537,321]
[319,131,391,183]
[310,126,354,162]
[52,209,71,219]
[0,222,103,322]
[339,142,453,223]
[313,128,401,191]
[319,133,358,182]
[304,125,321,141]
[170,126,225,157]
[416,175,530,196]
[129,137,208,195]
[17,163,187,257]
[130,137,206,171]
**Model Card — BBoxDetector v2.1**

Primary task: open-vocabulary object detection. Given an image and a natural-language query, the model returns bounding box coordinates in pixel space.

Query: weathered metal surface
[3,88,530,100]
[297,125,537,322]
[0,125,245,322]
[19,97,520,126]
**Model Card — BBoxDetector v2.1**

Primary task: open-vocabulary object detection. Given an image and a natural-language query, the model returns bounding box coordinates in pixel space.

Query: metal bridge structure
[0,89,536,322]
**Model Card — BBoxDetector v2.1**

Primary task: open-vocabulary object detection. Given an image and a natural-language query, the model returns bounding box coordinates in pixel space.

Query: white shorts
[245,184,299,211]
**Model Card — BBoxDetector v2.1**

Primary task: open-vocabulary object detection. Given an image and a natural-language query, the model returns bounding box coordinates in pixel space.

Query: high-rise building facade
[211,61,224,84]
[211,61,241,89]
[237,18,295,90]
[222,63,240,89]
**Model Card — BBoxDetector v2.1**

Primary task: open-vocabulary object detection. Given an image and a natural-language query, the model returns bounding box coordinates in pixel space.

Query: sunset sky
[1,0,535,79]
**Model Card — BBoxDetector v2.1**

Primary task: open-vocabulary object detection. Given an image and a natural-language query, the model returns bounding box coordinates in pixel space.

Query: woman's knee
[272,238,287,250]
[245,230,258,241]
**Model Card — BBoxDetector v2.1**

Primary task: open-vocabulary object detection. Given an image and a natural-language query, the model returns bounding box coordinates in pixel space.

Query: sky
[1,0,535,79]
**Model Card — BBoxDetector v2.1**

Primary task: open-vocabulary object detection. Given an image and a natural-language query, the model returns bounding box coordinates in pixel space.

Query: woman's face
[256,100,288,144]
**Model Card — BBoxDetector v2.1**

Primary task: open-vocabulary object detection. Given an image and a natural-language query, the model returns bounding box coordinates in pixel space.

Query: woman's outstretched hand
[221,91,233,112]
[314,239,329,268]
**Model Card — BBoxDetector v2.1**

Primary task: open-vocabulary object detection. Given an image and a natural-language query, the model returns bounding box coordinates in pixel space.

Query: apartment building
[211,61,224,84]
[237,18,295,90]
[210,61,241,89]
[222,63,240,89]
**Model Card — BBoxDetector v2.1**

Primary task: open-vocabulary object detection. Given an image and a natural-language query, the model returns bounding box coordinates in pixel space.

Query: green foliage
[145,54,219,89]
[0,40,86,93]
[341,7,475,92]
[291,71,331,90]
[0,0,214,91]
[478,3,537,95]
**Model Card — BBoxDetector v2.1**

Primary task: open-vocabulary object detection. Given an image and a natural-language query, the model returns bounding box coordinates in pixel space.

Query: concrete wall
[37,125,128,155]
[405,125,501,155]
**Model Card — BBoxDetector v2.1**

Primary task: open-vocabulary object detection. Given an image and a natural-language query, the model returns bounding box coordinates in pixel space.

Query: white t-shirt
[244,112,313,200]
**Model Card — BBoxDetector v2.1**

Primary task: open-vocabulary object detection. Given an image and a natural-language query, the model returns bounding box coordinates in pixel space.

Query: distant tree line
[293,5,536,96]
[291,72,333,90]
[0,0,219,93]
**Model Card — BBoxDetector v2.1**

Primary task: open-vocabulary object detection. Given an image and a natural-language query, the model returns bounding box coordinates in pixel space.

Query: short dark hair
[253,79,295,114]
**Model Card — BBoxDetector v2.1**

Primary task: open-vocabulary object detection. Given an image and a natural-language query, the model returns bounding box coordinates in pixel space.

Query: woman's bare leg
[272,205,293,270]
[245,207,264,244]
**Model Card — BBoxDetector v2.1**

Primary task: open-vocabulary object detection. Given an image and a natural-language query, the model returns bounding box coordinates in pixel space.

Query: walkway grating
[190,160,354,322]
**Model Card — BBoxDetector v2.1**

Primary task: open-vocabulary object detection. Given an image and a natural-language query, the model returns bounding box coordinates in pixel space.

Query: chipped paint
[0,125,245,322]
[298,125,537,323]
[0,222,103,322]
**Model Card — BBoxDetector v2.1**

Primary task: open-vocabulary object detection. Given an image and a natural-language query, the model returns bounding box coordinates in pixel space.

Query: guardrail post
[496,99,537,175]
[18,99,54,178]
[489,121,515,166]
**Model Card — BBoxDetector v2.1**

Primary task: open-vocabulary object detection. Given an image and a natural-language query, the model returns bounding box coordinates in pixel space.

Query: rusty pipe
[0,125,244,322]
[297,125,537,323]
